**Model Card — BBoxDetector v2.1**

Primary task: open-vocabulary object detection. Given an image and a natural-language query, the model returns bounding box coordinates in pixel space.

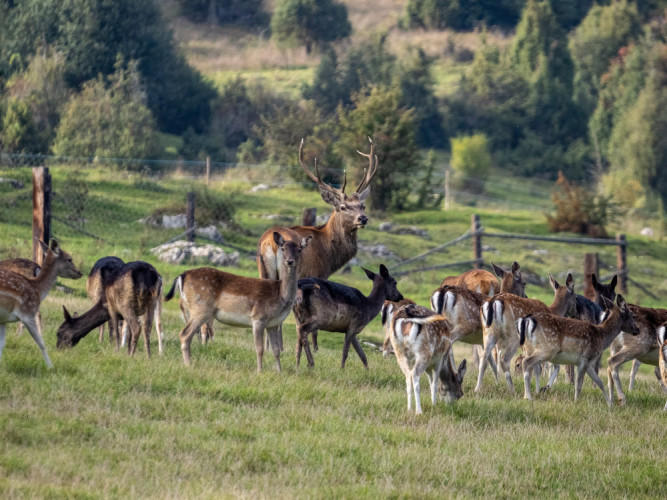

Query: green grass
[1,165,667,498]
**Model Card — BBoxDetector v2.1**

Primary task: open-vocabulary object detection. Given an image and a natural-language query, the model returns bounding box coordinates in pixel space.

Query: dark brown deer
[293,264,403,369]
[517,295,638,407]
[57,261,163,357]
[257,138,378,351]
[166,233,311,372]
[86,256,124,342]
[382,302,466,414]
[0,240,82,367]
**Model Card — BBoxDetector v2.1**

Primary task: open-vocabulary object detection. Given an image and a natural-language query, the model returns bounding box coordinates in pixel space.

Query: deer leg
[628,359,641,391]
[534,363,542,393]
[126,316,142,357]
[143,308,155,358]
[350,336,368,369]
[312,329,319,352]
[606,350,635,405]
[475,335,497,393]
[498,346,516,395]
[0,324,6,364]
[179,317,206,367]
[267,326,282,372]
[522,355,542,400]
[252,320,268,373]
[412,361,429,415]
[109,312,121,352]
[22,314,53,368]
[586,363,611,407]
[98,323,104,343]
[574,360,588,402]
[544,364,560,391]
[296,325,314,368]
[341,331,356,369]
[154,299,164,356]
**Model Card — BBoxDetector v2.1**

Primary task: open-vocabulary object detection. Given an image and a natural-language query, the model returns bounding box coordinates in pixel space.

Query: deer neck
[68,301,112,343]
[365,281,387,322]
[279,264,300,304]
[597,308,623,348]
[32,252,60,301]
[548,294,570,317]
[325,212,358,267]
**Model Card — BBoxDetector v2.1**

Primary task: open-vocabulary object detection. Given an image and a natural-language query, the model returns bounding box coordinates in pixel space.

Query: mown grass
[1,166,667,498]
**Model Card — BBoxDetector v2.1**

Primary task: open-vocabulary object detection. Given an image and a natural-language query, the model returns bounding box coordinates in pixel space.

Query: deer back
[0,258,41,278]
[440,269,499,297]
[105,261,161,317]
[86,256,124,303]
[430,285,485,343]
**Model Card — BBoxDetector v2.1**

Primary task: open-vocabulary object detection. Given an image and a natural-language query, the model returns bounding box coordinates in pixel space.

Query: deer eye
[340,205,347,211]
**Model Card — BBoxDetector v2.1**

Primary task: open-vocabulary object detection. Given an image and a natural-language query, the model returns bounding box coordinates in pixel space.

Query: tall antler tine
[341,170,347,193]
[354,137,379,194]
[299,139,322,185]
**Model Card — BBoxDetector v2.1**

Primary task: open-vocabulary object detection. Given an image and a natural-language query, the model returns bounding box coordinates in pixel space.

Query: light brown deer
[293,264,403,369]
[257,138,378,351]
[382,302,466,414]
[517,295,638,407]
[0,240,82,367]
[606,304,667,405]
[166,232,311,372]
[657,323,667,410]
[440,262,526,298]
[57,261,163,356]
[475,273,576,394]
[0,255,83,335]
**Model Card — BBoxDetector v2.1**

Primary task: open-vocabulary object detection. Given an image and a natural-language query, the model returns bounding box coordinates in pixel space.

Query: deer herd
[1,140,667,415]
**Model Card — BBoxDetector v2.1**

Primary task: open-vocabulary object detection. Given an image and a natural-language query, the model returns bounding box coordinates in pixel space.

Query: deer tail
[517,315,536,346]
[481,300,493,327]
[164,274,183,302]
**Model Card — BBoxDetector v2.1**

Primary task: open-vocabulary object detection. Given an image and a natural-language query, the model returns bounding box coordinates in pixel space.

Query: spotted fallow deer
[517,295,638,407]
[257,138,378,352]
[382,302,466,414]
[166,232,311,372]
[606,304,667,405]
[293,264,403,369]
[0,255,83,335]
[657,323,667,410]
[0,239,83,367]
[475,273,576,395]
[57,261,163,356]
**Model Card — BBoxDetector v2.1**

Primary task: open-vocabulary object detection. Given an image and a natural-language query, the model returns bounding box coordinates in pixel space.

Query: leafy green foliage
[415,150,444,208]
[403,0,522,31]
[271,0,351,54]
[52,61,158,161]
[0,97,45,153]
[450,133,491,192]
[177,0,268,27]
[336,86,418,211]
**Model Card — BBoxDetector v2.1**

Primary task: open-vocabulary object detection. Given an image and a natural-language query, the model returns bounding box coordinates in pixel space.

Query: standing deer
[517,295,638,407]
[0,239,82,367]
[257,138,378,351]
[166,232,311,372]
[382,302,466,414]
[57,261,163,356]
[86,256,124,343]
[293,264,403,369]
[657,323,667,410]
[0,255,83,335]
[606,304,667,405]
[475,273,576,394]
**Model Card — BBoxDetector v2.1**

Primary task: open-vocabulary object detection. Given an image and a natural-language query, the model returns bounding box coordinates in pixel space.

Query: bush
[450,133,491,192]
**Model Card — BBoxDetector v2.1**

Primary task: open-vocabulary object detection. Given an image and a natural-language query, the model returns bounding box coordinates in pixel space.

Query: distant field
[1,165,666,497]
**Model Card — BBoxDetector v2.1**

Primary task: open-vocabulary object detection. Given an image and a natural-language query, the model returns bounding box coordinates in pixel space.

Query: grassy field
[1,166,667,498]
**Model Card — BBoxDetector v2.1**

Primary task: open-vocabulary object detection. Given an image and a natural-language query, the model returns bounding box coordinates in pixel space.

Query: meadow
[1,164,667,498]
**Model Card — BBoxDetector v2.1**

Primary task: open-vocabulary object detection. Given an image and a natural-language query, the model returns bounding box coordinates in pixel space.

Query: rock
[358,243,397,260]
[195,225,223,243]
[250,184,270,193]
[0,177,24,189]
[378,222,394,232]
[378,222,429,239]
[151,241,239,267]
[161,214,187,229]
[262,214,295,223]
[640,227,654,237]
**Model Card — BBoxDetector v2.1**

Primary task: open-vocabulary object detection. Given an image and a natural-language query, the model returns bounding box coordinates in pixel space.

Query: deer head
[39,239,83,280]
[592,274,617,310]
[362,264,403,302]
[300,138,378,231]
[492,261,526,297]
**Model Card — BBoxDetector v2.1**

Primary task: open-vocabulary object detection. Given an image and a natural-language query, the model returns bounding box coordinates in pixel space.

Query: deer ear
[38,240,49,257]
[358,186,371,201]
[272,231,284,246]
[549,273,559,290]
[63,306,73,323]
[566,273,574,291]
[616,294,626,309]
[458,359,467,380]
[49,239,61,256]
[362,267,375,280]
[512,262,522,279]
[591,274,599,289]
[379,264,389,279]
[319,187,343,207]
[610,275,618,291]
[491,262,505,278]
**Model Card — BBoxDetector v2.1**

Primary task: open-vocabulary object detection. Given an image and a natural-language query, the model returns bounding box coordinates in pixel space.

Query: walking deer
[293,264,403,369]
[606,304,667,405]
[475,273,576,394]
[0,255,83,335]
[166,232,311,371]
[57,261,163,356]
[0,239,82,367]
[257,138,378,351]
[382,302,466,414]
[517,295,638,407]
[657,323,667,410]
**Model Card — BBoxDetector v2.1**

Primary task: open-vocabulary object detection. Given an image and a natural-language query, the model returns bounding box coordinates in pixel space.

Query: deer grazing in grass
[517,295,638,407]
[57,261,163,356]
[257,138,378,351]
[293,264,403,369]
[382,302,467,414]
[86,256,124,343]
[475,273,576,395]
[0,254,83,335]
[0,239,82,367]
[166,232,311,372]
[606,304,667,405]
[657,323,667,410]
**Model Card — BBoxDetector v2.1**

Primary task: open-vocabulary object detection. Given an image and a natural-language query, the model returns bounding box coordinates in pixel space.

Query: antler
[299,139,345,196]
[355,137,379,194]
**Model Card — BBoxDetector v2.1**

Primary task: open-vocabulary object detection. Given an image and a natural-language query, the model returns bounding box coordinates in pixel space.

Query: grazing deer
[607,304,667,405]
[0,255,83,335]
[0,240,82,367]
[440,262,527,299]
[57,261,163,356]
[517,295,638,407]
[257,138,378,351]
[166,232,311,372]
[86,256,124,343]
[293,264,403,369]
[381,298,416,355]
[475,273,576,395]
[382,302,466,414]
[657,323,667,410]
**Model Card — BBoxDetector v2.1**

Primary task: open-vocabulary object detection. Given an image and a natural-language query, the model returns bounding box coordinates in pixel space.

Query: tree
[0,98,45,152]
[271,0,351,54]
[403,0,522,31]
[52,60,158,160]
[450,133,491,192]
[336,86,418,211]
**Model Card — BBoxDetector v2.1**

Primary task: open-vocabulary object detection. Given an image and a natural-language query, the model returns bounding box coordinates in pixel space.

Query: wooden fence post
[472,214,482,269]
[616,233,628,294]
[444,169,451,211]
[32,166,51,265]
[186,192,195,243]
[302,208,316,226]
[583,253,599,300]
[206,156,211,186]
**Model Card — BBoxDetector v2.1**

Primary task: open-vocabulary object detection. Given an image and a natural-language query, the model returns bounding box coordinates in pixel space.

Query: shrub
[450,133,491,193]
